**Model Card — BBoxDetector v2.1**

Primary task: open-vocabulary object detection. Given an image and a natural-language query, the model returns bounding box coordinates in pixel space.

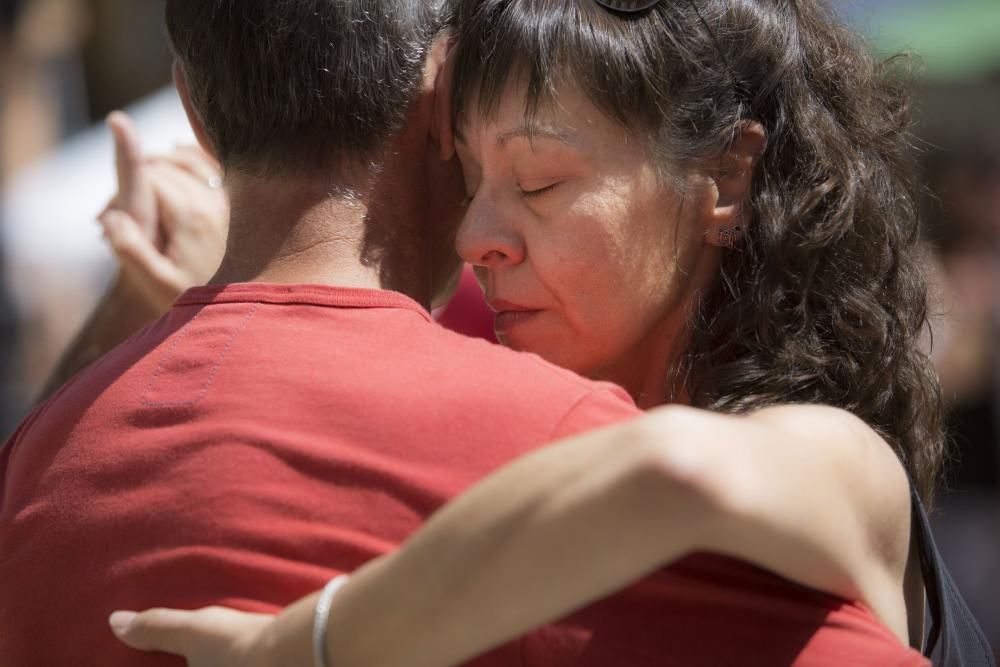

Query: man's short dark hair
[165,0,442,178]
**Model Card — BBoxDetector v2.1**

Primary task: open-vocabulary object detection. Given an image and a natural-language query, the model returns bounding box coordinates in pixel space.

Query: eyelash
[461,182,561,207]
[520,183,560,199]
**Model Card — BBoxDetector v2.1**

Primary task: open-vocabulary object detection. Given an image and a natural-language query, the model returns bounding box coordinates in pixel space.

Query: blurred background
[0,0,997,658]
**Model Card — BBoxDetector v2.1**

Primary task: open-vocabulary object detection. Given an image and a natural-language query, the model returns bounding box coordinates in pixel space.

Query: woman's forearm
[292,405,906,666]
[304,413,709,667]
[112,414,704,667]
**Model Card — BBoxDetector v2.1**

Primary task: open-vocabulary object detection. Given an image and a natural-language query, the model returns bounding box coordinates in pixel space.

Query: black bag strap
[910,485,995,665]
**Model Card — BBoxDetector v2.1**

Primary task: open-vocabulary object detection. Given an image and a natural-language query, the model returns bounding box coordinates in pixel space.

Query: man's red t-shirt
[0,284,928,666]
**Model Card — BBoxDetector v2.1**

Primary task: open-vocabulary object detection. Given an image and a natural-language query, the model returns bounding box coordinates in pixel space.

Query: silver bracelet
[313,574,350,667]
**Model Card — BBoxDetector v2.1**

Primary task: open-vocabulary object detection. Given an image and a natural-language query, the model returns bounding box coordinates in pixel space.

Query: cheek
[548,189,686,359]
[538,217,646,339]
[537,204,628,311]
[564,188,675,301]
[615,184,695,312]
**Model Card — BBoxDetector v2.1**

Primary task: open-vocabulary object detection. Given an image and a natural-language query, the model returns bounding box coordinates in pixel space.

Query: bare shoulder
[647,403,908,492]
[749,405,911,512]
[643,404,912,594]
[756,405,912,572]
[749,402,884,442]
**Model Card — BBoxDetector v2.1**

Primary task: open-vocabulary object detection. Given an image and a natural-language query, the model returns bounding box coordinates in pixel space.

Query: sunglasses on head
[594,0,661,12]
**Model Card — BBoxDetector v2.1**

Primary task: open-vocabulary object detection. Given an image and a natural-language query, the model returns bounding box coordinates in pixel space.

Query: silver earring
[717,225,741,250]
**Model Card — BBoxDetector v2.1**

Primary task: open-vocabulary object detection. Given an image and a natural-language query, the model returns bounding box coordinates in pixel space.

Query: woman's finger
[175,144,222,171]
[147,160,216,193]
[106,112,157,236]
[109,608,198,654]
[145,162,229,240]
[99,210,180,285]
[110,605,276,667]
[150,146,223,185]
[99,209,189,311]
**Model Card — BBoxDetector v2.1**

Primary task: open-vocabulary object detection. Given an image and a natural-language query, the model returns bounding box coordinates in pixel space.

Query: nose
[455,196,526,270]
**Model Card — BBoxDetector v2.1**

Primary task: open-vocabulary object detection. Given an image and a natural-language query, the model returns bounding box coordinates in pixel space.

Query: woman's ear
[703,121,766,249]
[173,62,220,163]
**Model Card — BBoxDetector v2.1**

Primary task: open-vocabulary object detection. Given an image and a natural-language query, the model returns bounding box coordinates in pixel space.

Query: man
[0,2,638,664]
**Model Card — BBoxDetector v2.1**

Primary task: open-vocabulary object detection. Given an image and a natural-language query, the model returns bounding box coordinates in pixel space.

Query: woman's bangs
[450,0,650,132]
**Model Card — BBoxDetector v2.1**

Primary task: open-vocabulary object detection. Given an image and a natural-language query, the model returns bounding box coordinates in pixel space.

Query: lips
[487,299,543,335]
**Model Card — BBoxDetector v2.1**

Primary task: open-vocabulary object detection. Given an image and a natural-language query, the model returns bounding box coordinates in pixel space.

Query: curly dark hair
[448,0,944,502]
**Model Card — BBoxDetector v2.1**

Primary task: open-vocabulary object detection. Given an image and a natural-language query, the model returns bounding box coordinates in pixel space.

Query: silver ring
[207,175,223,189]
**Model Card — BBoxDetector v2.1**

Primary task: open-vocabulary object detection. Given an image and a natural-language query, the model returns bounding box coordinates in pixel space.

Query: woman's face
[454,83,716,397]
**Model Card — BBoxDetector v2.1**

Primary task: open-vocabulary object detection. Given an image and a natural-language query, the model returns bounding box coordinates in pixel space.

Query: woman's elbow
[624,407,738,552]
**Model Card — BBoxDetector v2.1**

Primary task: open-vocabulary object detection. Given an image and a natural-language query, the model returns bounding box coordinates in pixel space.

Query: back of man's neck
[209,174,428,306]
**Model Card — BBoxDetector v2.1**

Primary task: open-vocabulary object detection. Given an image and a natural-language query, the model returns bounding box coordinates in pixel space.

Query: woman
[106,0,982,664]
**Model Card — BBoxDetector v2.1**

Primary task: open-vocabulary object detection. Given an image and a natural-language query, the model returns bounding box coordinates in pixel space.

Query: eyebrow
[454,123,584,149]
[497,125,582,148]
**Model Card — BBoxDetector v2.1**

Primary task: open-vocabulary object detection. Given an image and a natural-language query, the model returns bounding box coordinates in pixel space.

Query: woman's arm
[112,404,912,666]
[676,404,912,636]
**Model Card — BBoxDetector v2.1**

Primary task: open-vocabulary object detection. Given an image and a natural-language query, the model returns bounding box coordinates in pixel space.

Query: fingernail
[109,610,137,635]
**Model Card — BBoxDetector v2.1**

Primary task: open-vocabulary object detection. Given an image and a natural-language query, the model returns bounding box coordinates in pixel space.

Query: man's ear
[173,62,219,163]
[703,121,766,249]
[426,32,456,161]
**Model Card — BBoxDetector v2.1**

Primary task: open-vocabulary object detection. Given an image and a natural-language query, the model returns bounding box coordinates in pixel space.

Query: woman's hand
[100,111,229,314]
[109,606,276,667]
[37,117,229,400]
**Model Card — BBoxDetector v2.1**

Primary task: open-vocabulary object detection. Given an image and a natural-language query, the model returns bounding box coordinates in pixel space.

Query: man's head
[165,0,444,180]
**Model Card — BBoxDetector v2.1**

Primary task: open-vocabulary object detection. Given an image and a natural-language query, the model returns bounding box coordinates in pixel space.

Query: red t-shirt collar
[175,283,432,322]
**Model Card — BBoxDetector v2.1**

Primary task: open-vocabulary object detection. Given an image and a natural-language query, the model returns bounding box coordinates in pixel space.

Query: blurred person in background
[0,0,31,434]
[79,0,171,119]
[929,134,1000,489]
[0,0,87,179]
[0,0,186,426]
[1,0,170,172]
[918,79,1000,654]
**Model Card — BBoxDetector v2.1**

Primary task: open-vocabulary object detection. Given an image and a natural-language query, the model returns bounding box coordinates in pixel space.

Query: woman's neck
[591,314,690,410]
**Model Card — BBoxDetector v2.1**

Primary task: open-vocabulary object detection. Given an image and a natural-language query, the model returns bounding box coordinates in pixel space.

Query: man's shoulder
[26,291,639,448]
[415,324,640,437]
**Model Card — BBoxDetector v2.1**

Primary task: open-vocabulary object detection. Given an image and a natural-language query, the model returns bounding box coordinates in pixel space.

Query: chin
[497,322,603,376]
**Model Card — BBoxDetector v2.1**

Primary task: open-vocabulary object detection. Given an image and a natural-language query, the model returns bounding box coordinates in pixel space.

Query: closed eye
[520,183,560,199]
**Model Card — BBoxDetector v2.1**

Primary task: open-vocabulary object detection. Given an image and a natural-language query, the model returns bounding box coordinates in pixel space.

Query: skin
[452,83,731,406]
[104,50,921,667]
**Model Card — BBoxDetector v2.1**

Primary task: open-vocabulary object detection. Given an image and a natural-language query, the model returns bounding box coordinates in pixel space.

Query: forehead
[455,79,630,149]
